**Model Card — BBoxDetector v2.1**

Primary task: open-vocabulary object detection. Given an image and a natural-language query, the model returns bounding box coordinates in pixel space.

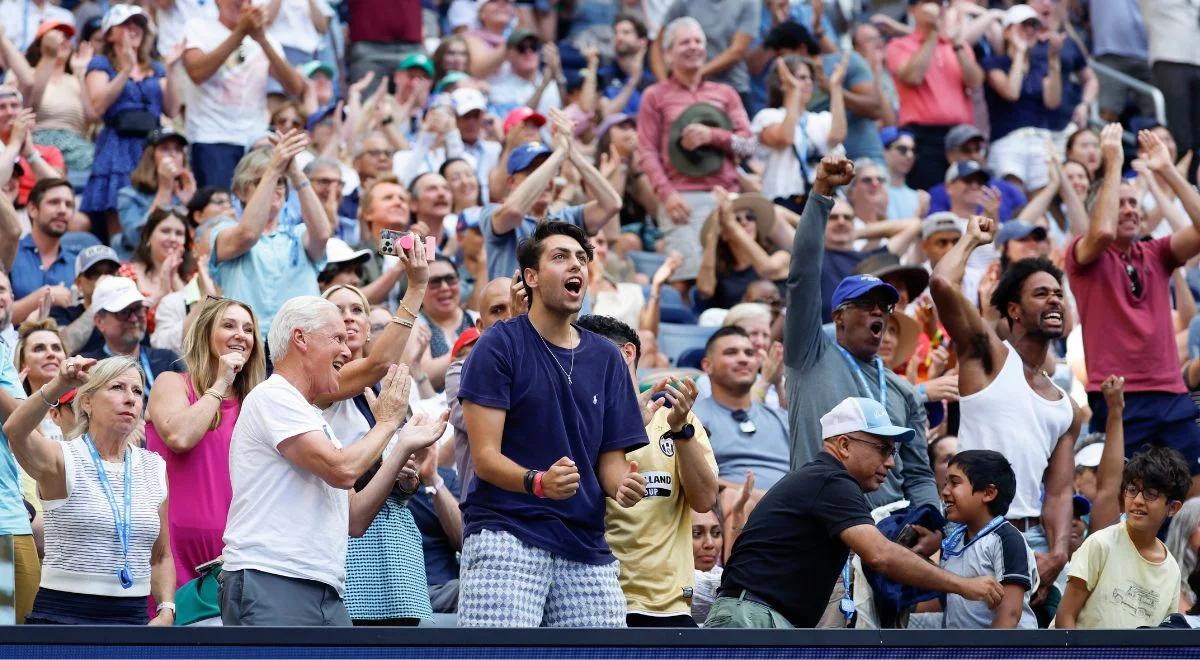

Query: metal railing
[1087,57,1167,129]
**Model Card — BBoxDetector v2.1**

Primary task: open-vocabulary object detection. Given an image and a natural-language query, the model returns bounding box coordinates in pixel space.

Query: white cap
[1002,4,1040,27]
[102,4,150,33]
[325,238,372,265]
[92,276,146,313]
[820,397,915,442]
[1074,442,1103,469]
[451,87,487,116]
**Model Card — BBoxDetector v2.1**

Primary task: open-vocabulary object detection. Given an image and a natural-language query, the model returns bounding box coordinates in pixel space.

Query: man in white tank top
[929,215,1081,607]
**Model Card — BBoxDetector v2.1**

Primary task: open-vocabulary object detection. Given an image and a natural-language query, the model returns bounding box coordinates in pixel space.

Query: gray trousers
[219,569,351,626]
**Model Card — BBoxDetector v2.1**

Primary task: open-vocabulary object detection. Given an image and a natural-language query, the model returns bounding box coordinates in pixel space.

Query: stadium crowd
[1,0,1200,632]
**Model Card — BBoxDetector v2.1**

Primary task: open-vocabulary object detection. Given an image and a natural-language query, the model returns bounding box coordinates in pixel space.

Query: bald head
[478,277,514,330]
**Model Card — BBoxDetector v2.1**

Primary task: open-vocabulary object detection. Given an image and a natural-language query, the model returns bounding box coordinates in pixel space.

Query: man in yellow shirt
[577,314,720,627]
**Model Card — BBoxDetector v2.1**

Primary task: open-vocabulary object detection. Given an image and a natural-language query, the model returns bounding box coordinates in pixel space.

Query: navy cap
[456,209,481,234]
[831,274,900,310]
[996,220,1047,246]
[306,101,343,132]
[944,159,990,185]
[1073,494,1092,517]
[880,126,913,149]
[506,141,553,175]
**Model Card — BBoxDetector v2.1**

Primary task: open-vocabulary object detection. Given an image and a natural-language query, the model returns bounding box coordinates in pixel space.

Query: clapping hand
[1138,129,1173,173]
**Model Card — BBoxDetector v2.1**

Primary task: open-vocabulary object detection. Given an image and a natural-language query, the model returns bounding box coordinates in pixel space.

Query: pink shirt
[886,31,975,127]
[636,76,751,198]
[146,377,240,586]
[1065,234,1186,394]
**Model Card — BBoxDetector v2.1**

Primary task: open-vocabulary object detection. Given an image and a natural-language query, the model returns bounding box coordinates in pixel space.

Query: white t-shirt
[0,0,74,51]
[486,66,562,118]
[267,0,334,55]
[156,0,218,58]
[183,18,284,147]
[222,374,350,593]
[750,108,833,200]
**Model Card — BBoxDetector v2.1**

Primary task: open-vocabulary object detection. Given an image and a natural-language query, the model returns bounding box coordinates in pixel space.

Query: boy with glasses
[1055,446,1191,629]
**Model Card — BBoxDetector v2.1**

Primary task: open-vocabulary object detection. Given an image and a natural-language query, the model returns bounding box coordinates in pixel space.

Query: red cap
[36,20,75,42]
[451,327,481,359]
[502,107,546,135]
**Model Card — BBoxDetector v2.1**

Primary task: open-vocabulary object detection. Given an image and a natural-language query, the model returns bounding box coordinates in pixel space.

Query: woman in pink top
[145,297,266,585]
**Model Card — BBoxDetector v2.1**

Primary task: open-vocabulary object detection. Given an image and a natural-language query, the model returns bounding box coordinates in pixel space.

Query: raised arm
[1042,33,1064,110]
[214,131,306,262]
[928,215,1007,386]
[1073,123,1123,267]
[1138,130,1200,263]
[640,254,681,334]
[783,156,852,370]
[491,144,567,235]
[182,9,254,85]
[1,357,95,496]
[894,30,939,86]
[284,135,332,261]
[1089,376,1125,532]
[0,177,19,269]
[713,188,790,280]
[250,22,305,97]
[313,244,428,407]
[757,59,804,150]
[556,111,620,232]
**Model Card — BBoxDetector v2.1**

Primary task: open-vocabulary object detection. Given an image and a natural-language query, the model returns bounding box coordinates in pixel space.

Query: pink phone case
[398,234,415,251]
[425,235,437,260]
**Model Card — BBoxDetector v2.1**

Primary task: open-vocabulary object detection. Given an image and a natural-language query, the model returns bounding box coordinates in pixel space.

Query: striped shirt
[41,438,166,597]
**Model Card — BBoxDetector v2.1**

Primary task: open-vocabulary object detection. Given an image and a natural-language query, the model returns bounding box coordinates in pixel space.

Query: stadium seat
[677,347,706,370]
[628,250,667,278]
[657,323,718,365]
[642,285,697,324]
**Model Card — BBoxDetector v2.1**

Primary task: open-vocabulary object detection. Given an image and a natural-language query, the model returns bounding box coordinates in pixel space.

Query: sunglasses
[839,299,896,315]
[1125,262,1143,298]
[108,305,147,322]
[428,273,460,288]
[731,409,756,434]
[515,41,538,54]
[735,211,757,223]
[847,435,899,459]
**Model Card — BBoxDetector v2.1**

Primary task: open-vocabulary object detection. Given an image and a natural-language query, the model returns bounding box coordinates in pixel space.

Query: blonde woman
[145,298,266,586]
[3,356,175,625]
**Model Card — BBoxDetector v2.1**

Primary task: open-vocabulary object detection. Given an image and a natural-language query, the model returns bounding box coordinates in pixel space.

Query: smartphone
[894,524,918,548]
[379,229,437,259]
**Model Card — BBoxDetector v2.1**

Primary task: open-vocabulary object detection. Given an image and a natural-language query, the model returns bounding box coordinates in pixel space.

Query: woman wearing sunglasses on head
[3,356,176,625]
[145,297,266,587]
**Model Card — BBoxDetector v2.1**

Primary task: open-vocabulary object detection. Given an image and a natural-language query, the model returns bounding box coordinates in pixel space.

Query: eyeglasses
[856,176,885,185]
[890,145,913,156]
[1123,483,1164,503]
[310,177,343,187]
[428,273,459,289]
[108,305,147,322]
[731,409,756,434]
[846,435,899,459]
[839,299,896,315]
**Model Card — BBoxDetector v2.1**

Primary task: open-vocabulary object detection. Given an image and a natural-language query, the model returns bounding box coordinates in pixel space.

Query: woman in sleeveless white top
[1,355,174,625]
[958,341,1075,520]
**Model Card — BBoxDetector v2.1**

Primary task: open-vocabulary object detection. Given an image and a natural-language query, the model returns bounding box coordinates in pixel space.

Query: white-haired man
[220,296,440,626]
[637,16,753,284]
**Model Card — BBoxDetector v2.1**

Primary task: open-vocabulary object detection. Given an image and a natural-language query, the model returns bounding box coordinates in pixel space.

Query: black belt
[717,587,772,608]
[1008,516,1041,532]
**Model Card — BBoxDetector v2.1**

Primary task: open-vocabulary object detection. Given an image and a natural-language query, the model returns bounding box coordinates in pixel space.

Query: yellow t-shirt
[604,408,718,616]
[1068,520,1181,629]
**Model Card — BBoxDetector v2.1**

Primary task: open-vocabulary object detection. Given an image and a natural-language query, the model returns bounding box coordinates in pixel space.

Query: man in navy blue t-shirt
[458,221,649,627]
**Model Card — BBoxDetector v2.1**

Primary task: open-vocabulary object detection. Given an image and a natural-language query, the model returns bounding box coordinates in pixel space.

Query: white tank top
[958,342,1074,520]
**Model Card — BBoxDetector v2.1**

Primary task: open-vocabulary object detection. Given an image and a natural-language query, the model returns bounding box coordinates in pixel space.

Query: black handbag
[111,76,158,138]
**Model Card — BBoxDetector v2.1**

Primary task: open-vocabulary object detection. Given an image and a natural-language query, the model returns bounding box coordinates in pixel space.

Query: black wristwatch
[666,424,695,441]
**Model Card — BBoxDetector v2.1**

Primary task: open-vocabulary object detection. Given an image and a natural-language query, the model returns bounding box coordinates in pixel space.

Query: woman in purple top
[145,297,266,585]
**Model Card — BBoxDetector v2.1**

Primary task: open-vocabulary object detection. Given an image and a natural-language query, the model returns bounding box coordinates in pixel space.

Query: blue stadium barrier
[657,323,718,365]
[628,251,668,278]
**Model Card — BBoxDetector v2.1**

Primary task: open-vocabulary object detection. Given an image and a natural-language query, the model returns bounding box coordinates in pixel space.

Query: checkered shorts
[458,529,626,628]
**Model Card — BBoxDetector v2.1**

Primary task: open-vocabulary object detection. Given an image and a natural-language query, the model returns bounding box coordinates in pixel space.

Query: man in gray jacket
[784,155,940,515]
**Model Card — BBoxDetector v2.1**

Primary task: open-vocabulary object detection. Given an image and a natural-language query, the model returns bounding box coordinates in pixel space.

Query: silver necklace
[536,327,576,385]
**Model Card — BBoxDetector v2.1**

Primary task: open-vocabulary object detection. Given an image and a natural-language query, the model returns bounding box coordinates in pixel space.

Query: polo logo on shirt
[644,471,673,498]
[659,435,675,457]
[593,394,598,405]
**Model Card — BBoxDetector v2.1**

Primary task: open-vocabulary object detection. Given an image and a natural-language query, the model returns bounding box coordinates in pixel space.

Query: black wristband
[523,469,538,495]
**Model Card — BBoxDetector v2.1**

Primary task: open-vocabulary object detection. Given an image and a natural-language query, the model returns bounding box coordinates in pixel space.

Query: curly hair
[1123,446,1192,504]
[989,257,1064,324]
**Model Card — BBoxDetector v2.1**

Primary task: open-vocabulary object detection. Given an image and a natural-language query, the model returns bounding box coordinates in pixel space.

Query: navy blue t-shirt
[982,49,1058,139]
[457,315,648,564]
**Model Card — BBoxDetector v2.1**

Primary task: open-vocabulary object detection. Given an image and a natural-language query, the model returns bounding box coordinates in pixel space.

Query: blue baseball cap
[456,209,481,234]
[306,101,342,132]
[821,397,916,442]
[945,159,990,185]
[995,220,1047,246]
[1073,494,1092,517]
[880,126,913,149]
[831,274,900,311]
[507,141,553,175]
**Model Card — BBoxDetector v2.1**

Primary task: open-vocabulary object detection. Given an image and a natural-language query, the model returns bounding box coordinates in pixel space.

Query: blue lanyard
[836,345,887,410]
[941,516,1006,559]
[82,434,135,589]
[839,560,855,623]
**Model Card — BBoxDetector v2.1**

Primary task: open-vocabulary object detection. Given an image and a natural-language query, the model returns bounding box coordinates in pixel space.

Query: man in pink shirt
[886,0,983,191]
[637,16,753,285]
[1066,124,1200,498]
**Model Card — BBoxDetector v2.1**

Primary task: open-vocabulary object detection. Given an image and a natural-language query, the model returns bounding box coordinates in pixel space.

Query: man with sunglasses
[930,214,1080,607]
[1069,126,1200,500]
[707,396,1003,628]
[927,125,1027,222]
[80,276,183,391]
[787,155,940,517]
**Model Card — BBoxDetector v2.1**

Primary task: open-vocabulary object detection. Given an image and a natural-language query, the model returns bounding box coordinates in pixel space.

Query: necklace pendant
[567,375,572,385]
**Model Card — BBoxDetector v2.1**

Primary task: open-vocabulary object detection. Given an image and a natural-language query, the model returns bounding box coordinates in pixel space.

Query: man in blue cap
[786,154,940,515]
[996,220,1050,271]
[478,111,621,281]
[706,396,1004,628]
